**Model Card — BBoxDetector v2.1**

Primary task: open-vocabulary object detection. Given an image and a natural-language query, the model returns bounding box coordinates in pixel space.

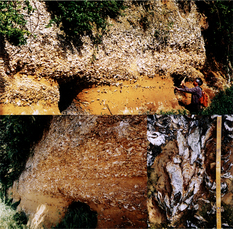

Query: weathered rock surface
[10,115,147,228]
[0,0,231,114]
[147,115,233,228]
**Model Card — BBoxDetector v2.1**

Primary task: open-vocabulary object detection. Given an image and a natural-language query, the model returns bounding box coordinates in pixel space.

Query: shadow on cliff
[58,78,94,113]
[53,202,97,229]
[0,116,53,200]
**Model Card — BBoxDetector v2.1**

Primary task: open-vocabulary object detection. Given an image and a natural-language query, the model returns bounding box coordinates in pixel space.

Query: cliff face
[0,0,230,114]
[147,115,233,228]
[11,115,147,228]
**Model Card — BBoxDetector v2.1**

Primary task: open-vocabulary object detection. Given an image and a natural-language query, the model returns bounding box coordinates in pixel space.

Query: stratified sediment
[11,115,147,228]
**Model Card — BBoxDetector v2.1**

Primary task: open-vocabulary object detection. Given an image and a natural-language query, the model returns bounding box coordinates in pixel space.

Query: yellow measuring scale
[216,116,222,229]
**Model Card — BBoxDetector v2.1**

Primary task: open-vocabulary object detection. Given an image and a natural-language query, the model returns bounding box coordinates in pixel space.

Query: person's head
[194,78,203,86]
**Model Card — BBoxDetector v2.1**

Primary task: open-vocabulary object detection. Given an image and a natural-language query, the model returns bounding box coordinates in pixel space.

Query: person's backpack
[199,90,208,107]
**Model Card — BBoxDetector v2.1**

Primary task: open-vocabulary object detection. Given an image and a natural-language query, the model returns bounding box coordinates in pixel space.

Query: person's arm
[177,86,198,94]
[175,86,188,92]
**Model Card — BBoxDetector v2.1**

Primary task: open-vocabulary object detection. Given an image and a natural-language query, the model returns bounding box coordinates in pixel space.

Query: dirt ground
[75,75,185,115]
[0,103,60,115]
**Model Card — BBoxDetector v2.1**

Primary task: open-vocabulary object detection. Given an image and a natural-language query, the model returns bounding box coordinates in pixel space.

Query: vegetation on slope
[45,0,125,45]
[0,0,125,47]
[0,116,51,229]
[196,0,233,68]
[0,116,51,201]
[0,199,27,229]
[201,85,233,115]
[0,1,34,46]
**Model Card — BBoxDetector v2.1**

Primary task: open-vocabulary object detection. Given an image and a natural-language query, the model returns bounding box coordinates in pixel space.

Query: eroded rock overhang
[1,0,228,114]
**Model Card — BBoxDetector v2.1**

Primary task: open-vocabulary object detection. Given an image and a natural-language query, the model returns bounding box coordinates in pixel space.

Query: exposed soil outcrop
[10,115,147,228]
[0,0,231,114]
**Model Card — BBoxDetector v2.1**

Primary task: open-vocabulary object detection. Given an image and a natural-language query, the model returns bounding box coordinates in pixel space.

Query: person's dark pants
[186,103,201,114]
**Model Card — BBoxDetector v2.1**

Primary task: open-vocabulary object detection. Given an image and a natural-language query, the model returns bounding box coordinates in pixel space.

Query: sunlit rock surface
[147,115,233,228]
[11,115,147,228]
[0,0,230,114]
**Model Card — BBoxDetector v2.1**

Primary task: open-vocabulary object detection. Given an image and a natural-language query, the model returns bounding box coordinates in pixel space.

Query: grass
[0,199,28,229]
